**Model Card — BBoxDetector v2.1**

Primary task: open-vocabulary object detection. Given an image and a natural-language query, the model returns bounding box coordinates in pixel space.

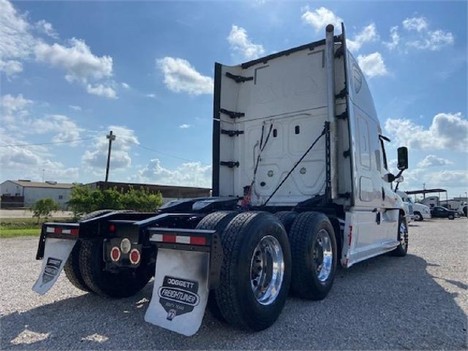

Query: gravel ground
[1,218,467,350]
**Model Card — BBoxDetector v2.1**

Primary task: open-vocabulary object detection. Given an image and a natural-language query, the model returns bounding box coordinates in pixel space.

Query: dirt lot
[0,218,467,350]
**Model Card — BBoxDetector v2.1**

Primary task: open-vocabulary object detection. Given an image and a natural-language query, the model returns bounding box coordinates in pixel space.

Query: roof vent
[18,179,31,182]
[45,181,58,185]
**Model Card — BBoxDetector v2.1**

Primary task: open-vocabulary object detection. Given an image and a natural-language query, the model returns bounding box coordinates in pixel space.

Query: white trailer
[33,24,409,336]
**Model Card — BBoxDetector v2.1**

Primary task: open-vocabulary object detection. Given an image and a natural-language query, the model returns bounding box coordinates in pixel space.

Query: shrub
[68,184,163,218]
[31,198,60,223]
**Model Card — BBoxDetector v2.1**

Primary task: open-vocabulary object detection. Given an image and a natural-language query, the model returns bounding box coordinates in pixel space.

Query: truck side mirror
[397,147,408,170]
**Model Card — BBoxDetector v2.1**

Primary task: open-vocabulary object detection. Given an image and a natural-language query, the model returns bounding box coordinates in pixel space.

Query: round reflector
[129,248,141,265]
[110,246,121,262]
[120,238,131,254]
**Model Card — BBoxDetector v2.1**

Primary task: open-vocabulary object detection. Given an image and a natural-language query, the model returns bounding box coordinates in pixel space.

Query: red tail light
[110,246,121,262]
[129,249,141,265]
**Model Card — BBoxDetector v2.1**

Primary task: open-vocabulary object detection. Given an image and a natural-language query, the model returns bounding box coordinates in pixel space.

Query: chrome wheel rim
[250,235,285,305]
[400,220,408,249]
[313,229,333,282]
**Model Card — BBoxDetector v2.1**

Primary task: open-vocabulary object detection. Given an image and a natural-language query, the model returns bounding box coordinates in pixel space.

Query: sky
[1,0,467,199]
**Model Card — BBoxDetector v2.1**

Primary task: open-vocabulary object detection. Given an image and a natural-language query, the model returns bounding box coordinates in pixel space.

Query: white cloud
[357,52,388,78]
[0,1,117,95]
[1,94,83,144]
[301,6,342,32]
[82,126,139,172]
[417,155,453,168]
[86,83,117,99]
[407,29,454,51]
[402,17,428,32]
[179,124,191,129]
[0,0,35,76]
[139,159,211,187]
[35,39,113,83]
[1,93,32,115]
[386,17,454,52]
[69,105,82,111]
[35,19,59,39]
[425,170,468,188]
[30,114,82,144]
[145,93,156,99]
[157,57,213,95]
[0,59,23,76]
[385,112,468,151]
[384,26,400,50]
[0,130,79,182]
[227,25,265,60]
[121,82,130,89]
[347,23,378,53]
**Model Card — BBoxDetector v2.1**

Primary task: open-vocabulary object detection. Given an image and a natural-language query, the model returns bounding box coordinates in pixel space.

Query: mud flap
[32,238,76,295]
[144,248,210,336]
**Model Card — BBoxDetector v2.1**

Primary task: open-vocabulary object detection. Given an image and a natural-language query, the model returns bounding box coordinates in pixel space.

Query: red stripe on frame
[190,236,207,246]
[54,227,62,234]
[163,234,177,243]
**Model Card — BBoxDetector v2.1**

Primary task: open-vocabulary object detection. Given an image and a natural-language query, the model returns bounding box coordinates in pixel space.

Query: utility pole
[105,130,116,183]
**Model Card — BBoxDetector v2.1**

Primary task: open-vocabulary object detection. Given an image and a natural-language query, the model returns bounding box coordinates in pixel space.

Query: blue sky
[1,0,467,199]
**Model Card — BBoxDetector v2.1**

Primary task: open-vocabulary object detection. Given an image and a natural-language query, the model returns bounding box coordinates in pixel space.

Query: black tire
[413,212,423,221]
[195,211,238,321]
[463,207,467,217]
[63,240,91,292]
[214,211,291,331]
[79,240,152,298]
[274,211,298,234]
[448,214,455,220]
[392,214,408,257]
[289,212,337,300]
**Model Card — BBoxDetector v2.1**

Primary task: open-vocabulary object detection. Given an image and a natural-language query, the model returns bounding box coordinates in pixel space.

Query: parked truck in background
[397,191,431,221]
[441,200,467,217]
[32,24,409,336]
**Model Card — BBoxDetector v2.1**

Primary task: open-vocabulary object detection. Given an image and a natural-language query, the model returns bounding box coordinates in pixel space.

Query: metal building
[0,180,73,209]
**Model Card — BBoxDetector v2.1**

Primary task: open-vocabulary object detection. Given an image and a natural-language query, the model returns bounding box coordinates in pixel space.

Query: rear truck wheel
[289,212,337,300]
[413,212,423,221]
[63,240,91,292]
[214,211,291,331]
[392,214,408,257]
[274,211,298,234]
[195,211,238,321]
[79,239,152,298]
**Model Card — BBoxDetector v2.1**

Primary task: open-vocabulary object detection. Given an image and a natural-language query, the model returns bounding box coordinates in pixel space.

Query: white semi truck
[397,191,431,221]
[33,24,409,336]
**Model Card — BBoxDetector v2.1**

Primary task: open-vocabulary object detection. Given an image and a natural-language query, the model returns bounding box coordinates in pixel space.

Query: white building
[0,180,74,209]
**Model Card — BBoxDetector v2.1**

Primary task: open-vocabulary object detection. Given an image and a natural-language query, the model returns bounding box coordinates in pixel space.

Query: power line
[135,143,201,163]
[0,137,95,148]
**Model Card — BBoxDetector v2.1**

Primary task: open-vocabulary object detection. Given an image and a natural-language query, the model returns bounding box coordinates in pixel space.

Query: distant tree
[67,185,96,218]
[68,185,163,219]
[31,198,59,223]
[121,187,162,212]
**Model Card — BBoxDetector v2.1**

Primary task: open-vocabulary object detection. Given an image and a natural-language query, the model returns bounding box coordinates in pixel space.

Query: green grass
[0,228,41,238]
[0,217,72,238]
